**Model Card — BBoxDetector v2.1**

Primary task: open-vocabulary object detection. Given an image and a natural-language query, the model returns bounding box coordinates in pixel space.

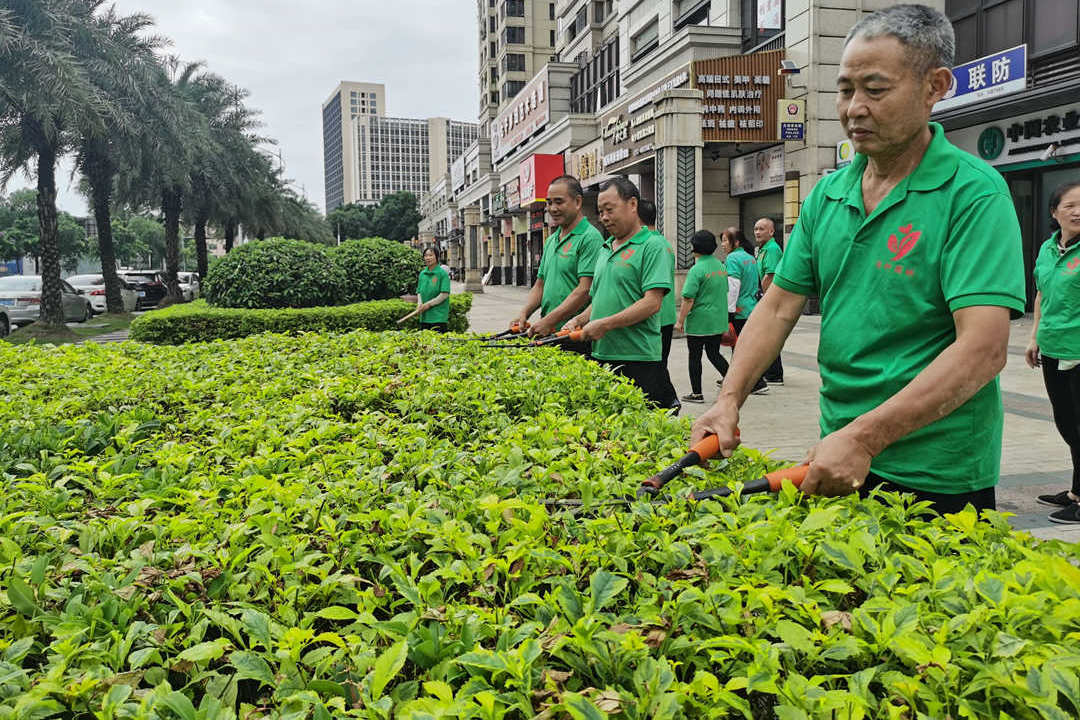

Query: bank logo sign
[935,45,1027,113]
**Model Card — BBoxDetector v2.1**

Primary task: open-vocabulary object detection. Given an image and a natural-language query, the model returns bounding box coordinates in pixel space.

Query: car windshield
[68,275,104,285]
[0,276,41,291]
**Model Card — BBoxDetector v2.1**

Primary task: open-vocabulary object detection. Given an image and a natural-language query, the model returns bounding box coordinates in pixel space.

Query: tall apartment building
[477,0,558,135]
[322,82,386,213]
[321,81,479,212]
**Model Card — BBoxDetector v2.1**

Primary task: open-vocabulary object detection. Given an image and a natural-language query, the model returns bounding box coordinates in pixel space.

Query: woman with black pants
[1027,181,1080,524]
[676,231,730,403]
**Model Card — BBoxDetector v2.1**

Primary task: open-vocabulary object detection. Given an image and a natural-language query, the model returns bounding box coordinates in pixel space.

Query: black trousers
[560,339,592,358]
[729,318,768,388]
[1042,356,1080,494]
[661,324,674,366]
[604,360,679,412]
[687,334,731,394]
[765,353,784,383]
[419,322,448,333]
[859,472,996,515]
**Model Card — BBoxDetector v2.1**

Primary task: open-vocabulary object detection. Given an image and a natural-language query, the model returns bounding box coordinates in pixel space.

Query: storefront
[730,144,785,237]
[947,102,1080,309]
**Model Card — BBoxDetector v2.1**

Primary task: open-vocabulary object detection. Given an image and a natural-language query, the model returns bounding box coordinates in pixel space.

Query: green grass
[4,311,135,345]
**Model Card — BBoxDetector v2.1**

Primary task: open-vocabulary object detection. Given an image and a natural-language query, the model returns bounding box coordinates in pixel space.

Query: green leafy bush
[0,334,1078,718]
[202,237,346,309]
[332,237,422,302]
[129,295,472,344]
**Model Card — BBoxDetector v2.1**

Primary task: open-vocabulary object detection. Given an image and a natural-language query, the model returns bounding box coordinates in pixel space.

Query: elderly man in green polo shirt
[691,4,1025,514]
[754,217,785,385]
[566,177,677,409]
[513,175,603,353]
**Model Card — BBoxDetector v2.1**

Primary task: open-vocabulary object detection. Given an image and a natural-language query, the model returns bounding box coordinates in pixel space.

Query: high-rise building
[321,82,478,212]
[477,0,558,136]
[322,82,386,213]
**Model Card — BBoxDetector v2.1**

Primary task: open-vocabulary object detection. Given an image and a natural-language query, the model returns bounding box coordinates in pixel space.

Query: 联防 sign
[935,45,1026,113]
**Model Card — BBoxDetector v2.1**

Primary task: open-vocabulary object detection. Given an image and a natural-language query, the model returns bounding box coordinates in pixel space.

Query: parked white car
[66,274,139,313]
[178,272,201,301]
[0,275,93,326]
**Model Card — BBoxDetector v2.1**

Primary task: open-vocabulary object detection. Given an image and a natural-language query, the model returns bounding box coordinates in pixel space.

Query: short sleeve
[725,255,739,277]
[640,238,673,293]
[577,230,602,279]
[941,192,1025,316]
[773,196,819,297]
[536,243,548,280]
[682,264,701,299]
[439,270,452,293]
[416,274,423,294]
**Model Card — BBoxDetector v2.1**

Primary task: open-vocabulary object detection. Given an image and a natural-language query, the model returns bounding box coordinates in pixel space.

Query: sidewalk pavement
[455,282,1079,543]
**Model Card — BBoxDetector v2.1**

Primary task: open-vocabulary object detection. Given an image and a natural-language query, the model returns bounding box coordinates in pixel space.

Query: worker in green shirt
[754,217,785,385]
[675,230,730,403]
[415,248,452,332]
[720,228,768,395]
[513,175,603,355]
[566,177,676,409]
[691,4,1025,514]
[1026,180,1080,525]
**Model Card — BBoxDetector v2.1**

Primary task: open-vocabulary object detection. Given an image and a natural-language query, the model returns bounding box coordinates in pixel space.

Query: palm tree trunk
[36,144,64,327]
[87,160,124,314]
[224,219,237,252]
[194,215,209,281]
[162,186,183,301]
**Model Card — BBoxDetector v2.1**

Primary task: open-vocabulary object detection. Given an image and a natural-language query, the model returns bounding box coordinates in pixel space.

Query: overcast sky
[11,0,478,215]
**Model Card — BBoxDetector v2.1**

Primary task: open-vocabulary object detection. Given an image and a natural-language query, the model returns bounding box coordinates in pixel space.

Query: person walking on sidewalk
[416,248,452,333]
[755,217,785,385]
[721,228,768,395]
[566,177,677,409]
[1026,180,1080,524]
[690,4,1025,515]
[512,175,603,354]
[639,199,681,413]
[676,230,730,403]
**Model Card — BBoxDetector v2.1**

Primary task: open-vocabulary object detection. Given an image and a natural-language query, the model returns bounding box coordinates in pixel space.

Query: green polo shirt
[654,231,677,326]
[537,217,604,325]
[417,266,451,324]
[725,248,760,319]
[682,254,729,336]
[774,123,1025,495]
[1034,231,1080,359]
[589,227,672,362]
[759,238,783,277]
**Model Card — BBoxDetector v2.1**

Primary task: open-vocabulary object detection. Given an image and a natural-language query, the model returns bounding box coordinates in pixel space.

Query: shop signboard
[491,69,550,164]
[836,138,854,169]
[730,145,785,196]
[778,98,805,140]
[694,50,785,142]
[571,139,603,184]
[936,45,1026,113]
[948,103,1080,167]
[601,67,690,173]
[504,177,521,210]
[757,0,782,30]
[519,154,566,206]
[451,155,466,191]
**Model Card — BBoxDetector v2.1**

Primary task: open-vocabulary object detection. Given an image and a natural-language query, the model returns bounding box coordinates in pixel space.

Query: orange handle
[764,464,810,491]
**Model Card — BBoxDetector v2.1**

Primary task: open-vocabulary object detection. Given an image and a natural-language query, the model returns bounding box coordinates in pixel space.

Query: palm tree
[0,0,109,326]
[74,5,165,314]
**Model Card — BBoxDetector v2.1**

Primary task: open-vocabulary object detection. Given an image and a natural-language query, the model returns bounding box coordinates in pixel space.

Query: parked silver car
[66,274,139,313]
[178,271,201,301]
[0,275,93,326]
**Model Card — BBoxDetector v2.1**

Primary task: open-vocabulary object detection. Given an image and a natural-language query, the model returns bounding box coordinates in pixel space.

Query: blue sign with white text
[935,45,1027,113]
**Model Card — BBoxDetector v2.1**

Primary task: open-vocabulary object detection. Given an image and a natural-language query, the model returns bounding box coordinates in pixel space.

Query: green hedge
[0,333,1077,717]
[202,237,346,309]
[129,295,472,344]
[333,237,422,302]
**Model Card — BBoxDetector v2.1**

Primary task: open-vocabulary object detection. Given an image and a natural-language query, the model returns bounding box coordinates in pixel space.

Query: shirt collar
[554,216,589,241]
[604,226,650,250]
[826,122,958,202]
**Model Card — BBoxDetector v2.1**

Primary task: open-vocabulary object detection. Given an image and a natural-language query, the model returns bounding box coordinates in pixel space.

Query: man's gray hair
[845,4,955,75]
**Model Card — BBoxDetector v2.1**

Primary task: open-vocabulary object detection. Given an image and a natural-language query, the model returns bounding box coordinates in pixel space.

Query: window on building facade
[505,0,525,18]
[504,25,525,44]
[631,20,659,62]
[947,0,1079,63]
[502,53,526,72]
[740,0,784,52]
[549,2,555,20]
[570,36,620,112]
[502,79,526,99]
[489,15,496,32]
[674,0,710,30]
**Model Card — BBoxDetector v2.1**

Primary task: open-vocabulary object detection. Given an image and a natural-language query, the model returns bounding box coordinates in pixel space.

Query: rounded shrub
[203,237,346,309]
[332,237,422,303]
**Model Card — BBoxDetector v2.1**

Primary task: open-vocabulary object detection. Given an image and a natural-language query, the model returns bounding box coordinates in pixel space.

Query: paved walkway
[78,330,130,344]
[457,282,1079,543]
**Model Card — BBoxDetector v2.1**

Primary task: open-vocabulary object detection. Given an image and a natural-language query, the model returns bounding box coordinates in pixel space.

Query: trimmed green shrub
[332,237,422,302]
[130,294,472,343]
[202,237,346,308]
[1,333,1078,717]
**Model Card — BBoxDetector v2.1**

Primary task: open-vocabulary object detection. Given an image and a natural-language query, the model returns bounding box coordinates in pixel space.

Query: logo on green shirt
[560,240,573,257]
[618,247,636,266]
[876,223,923,277]
[1067,256,1079,276]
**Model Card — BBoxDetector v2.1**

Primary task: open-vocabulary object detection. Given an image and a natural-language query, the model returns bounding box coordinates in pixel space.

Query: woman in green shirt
[675,230,730,403]
[415,248,452,333]
[1027,181,1080,524]
[720,228,768,395]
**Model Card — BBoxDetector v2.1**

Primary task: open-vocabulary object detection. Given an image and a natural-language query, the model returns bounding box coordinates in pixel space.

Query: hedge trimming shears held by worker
[480,328,586,349]
[446,322,531,342]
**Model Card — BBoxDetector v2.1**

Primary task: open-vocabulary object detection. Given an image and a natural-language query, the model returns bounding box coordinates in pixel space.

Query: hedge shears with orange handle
[482,328,585,349]
[452,322,531,342]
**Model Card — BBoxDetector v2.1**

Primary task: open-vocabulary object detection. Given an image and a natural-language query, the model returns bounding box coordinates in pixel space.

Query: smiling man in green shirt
[566,177,676,409]
[754,217,785,385]
[514,175,603,354]
[691,4,1025,514]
